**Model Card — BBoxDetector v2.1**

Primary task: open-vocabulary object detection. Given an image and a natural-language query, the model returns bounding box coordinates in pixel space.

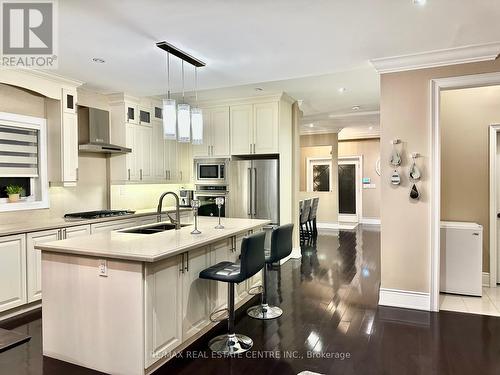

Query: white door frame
[338,156,363,223]
[430,72,500,312]
[306,157,333,192]
[490,124,500,285]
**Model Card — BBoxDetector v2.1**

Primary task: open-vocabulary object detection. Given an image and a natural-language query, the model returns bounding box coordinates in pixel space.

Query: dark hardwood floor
[1,225,500,374]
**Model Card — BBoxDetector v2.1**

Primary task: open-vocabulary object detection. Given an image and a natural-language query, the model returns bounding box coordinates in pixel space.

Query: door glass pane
[313,164,330,191]
[338,164,356,214]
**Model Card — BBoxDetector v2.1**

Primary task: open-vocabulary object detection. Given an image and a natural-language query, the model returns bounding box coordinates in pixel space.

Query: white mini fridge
[440,221,483,296]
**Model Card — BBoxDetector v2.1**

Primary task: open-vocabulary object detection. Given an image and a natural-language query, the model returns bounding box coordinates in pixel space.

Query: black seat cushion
[266,223,294,264]
[199,261,245,283]
[199,231,266,284]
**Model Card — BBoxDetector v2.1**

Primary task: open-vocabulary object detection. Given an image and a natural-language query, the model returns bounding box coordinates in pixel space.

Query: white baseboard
[316,222,358,230]
[483,272,490,287]
[379,288,430,311]
[360,217,381,225]
[316,222,338,229]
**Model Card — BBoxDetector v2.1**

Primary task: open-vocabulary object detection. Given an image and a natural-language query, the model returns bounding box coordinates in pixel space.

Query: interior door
[253,159,279,224]
[338,158,360,223]
[228,160,252,219]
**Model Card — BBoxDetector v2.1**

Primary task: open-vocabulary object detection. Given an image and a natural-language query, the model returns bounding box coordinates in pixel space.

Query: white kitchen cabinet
[47,90,79,186]
[182,247,211,341]
[164,139,178,181]
[193,106,230,158]
[126,102,139,124]
[62,112,79,183]
[63,224,91,239]
[136,124,153,181]
[177,142,192,183]
[230,104,253,155]
[138,106,152,126]
[152,120,165,180]
[253,102,279,154]
[230,102,279,155]
[90,219,139,234]
[145,254,183,367]
[26,229,60,303]
[210,238,233,310]
[0,234,27,313]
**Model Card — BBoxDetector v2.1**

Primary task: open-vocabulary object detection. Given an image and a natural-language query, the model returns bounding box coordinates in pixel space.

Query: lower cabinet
[0,234,27,313]
[144,230,264,368]
[26,229,60,303]
[26,225,92,303]
[181,246,211,340]
[144,255,183,367]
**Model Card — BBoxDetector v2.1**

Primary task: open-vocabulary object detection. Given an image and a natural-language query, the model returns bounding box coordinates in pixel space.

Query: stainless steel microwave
[195,159,228,184]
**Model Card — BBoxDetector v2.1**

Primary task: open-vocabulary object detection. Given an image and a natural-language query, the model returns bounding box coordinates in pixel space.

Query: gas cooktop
[64,210,135,220]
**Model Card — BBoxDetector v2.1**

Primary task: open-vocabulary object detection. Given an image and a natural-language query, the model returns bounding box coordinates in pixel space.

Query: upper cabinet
[230,101,279,155]
[47,88,79,186]
[192,106,230,158]
[109,94,193,184]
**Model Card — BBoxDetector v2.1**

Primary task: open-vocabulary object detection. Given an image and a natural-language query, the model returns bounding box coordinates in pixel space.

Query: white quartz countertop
[0,206,191,237]
[36,217,271,262]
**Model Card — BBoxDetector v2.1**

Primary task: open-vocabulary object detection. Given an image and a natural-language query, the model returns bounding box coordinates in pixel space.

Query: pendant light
[191,66,203,145]
[162,52,177,140]
[177,60,191,143]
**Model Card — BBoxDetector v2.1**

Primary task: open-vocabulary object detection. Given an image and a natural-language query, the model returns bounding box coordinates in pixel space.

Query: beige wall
[441,86,500,272]
[380,59,500,293]
[338,138,380,219]
[299,133,338,224]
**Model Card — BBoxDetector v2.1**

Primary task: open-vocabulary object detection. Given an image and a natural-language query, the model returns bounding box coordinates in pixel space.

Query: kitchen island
[36,217,270,375]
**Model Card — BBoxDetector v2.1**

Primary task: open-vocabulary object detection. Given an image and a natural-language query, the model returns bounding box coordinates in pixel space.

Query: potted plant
[6,185,23,203]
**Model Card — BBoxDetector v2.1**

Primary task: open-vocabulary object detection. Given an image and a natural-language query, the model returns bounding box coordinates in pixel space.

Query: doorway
[338,156,362,223]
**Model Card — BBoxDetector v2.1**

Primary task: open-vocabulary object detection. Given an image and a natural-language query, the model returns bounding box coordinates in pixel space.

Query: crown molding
[370,42,500,74]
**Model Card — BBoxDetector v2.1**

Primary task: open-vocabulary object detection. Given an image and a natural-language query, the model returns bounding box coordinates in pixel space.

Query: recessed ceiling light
[308,123,314,128]
[255,87,264,91]
[413,0,426,5]
[369,126,374,130]
[92,57,105,63]
[338,87,347,93]
[351,105,361,110]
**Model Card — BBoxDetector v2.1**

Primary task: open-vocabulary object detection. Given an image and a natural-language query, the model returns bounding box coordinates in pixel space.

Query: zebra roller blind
[0,125,39,177]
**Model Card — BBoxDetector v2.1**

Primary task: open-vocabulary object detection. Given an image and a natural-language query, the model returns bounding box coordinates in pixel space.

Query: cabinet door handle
[76,168,79,181]
[184,252,189,271]
[128,168,131,181]
[63,228,67,239]
[211,145,214,156]
[179,253,184,273]
[208,145,211,156]
[140,169,143,180]
[180,171,183,180]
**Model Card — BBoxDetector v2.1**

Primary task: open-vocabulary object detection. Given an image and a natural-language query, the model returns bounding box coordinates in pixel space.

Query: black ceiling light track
[156,41,205,67]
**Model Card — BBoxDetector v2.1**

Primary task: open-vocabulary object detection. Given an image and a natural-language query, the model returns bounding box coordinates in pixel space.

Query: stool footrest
[209,307,229,323]
[247,285,263,296]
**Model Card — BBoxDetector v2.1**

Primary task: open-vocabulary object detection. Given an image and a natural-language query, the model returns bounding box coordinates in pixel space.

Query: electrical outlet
[98,259,108,277]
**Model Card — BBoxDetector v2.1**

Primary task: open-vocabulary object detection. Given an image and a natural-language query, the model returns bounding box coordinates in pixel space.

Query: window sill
[0,198,49,212]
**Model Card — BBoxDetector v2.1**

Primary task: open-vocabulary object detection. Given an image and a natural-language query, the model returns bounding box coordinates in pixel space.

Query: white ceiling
[57,0,500,129]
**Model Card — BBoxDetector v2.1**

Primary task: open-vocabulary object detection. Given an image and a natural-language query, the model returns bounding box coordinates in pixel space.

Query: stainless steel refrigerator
[229,158,279,225]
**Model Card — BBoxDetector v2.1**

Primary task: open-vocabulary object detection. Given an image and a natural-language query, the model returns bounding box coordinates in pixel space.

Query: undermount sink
[121,223,191,234]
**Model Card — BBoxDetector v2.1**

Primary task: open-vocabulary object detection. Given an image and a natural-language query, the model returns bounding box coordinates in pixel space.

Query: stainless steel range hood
[78,106,131,154]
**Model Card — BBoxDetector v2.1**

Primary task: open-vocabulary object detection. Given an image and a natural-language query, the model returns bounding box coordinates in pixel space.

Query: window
[307,158,332,192]
[0,112,48,211]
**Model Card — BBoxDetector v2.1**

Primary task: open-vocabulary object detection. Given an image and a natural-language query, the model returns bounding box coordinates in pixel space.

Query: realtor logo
[1,0,58,68]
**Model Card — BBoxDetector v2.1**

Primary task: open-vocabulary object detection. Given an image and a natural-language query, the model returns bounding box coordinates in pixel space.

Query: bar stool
[308,197,319,237]
[199,231,266,354]
[247,224,294,320]
[300,199,312,240]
